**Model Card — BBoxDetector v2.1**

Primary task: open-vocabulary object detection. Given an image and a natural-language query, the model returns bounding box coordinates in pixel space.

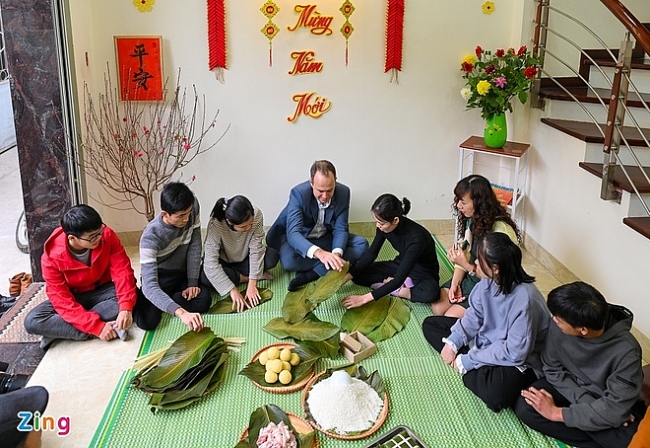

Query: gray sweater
[203,207,266,295]
[543,305,643,431]
[140,198,202,314]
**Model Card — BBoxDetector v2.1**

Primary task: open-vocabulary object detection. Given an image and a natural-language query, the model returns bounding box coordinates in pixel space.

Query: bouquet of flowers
[460,45,539,119]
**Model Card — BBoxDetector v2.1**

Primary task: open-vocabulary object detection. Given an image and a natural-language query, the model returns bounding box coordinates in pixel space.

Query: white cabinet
[458,136,530,226]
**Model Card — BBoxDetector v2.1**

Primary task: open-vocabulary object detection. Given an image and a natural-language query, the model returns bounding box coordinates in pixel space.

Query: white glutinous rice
[306,375,383,434]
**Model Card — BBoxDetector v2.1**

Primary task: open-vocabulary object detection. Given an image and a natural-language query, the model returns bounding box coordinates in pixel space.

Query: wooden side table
[458,136,531,225]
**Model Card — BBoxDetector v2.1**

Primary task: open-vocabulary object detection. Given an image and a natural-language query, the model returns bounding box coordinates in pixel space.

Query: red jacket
[41,226,137,336]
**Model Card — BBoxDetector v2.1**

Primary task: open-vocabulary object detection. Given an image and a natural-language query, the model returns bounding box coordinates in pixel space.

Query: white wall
[67,0,526,230]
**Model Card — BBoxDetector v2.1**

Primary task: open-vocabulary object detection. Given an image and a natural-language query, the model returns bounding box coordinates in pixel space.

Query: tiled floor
[24,230,574,447]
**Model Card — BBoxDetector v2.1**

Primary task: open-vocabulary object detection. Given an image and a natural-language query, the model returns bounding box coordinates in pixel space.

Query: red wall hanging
[260,1,281,67]
[384,0,405,83]
[207,0,227,82]
[340,1,355,66]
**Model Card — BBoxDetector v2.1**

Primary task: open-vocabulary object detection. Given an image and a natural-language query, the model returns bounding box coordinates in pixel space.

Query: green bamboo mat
[91,236,562,448]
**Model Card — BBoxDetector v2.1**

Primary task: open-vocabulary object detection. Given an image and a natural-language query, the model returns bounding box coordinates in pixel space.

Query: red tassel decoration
[384,0,405,83]
[207,0,227,82]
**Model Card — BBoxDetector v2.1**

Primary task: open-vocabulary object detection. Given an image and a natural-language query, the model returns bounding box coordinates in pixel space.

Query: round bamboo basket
[238,412,321,447]
[248,342,315,394]
[300,370,389,440]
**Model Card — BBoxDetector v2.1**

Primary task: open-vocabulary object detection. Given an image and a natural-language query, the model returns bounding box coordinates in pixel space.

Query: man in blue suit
[267,160,369,291]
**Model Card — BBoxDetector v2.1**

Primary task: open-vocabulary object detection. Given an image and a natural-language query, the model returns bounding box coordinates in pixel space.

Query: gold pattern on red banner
[287,92,332,123]
[260,1,280,66]
[340,1,355,66]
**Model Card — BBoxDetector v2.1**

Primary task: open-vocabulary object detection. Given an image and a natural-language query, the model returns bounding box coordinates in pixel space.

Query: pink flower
[494,76,507,88]
[183,144,191,150]
[134,151,143,157]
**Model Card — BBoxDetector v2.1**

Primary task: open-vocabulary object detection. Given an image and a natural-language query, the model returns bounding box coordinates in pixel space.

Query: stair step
[580,47,650,80]
[578,162,650,193]
[539,77,650,108]
[541,118,650,146]
[623,216,650,240]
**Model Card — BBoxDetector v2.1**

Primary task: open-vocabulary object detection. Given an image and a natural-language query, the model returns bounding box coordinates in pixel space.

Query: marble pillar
[0,0,72,281]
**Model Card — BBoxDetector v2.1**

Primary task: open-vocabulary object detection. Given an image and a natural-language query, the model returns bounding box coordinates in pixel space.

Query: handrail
[600,0,650,54]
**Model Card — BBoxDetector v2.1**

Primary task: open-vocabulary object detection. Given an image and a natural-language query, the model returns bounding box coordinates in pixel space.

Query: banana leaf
[300,332,341,359]
[237,404,317,448]
[208,288,273,314]
[365,297,411,343]
[146,339,227,392]
[340,295,392,336]
[148,351,229,413]
[238,344,320,387]
[263,313,339,341]
[282,283,317,323]
[135,328,216,389]
[307,264,349,305]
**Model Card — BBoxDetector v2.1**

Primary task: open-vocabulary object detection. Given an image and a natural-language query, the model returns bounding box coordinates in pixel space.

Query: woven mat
[0,282,47,344]
[91,236,562,448]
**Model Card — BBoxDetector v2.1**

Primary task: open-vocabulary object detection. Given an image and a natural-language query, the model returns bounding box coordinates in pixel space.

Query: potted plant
[460,45,539,148]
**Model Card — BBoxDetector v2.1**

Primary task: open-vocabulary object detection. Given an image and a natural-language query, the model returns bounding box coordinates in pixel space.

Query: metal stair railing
[532,0,650,218]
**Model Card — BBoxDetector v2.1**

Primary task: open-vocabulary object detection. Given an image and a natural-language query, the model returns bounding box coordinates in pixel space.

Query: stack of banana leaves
[263,265,411,355]
[130,327,233,413]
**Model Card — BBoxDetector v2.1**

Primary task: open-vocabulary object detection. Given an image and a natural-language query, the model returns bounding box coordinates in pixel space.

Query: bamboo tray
[301,370,389,440]
[247,342,316,394]
[239,412,321,447]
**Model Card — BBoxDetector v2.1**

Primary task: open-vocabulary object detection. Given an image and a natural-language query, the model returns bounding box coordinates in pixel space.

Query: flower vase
[484,113,507,148]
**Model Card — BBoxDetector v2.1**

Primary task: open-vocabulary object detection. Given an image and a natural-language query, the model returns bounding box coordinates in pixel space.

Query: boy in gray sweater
[515,281,646,448]
[135,182,211,332]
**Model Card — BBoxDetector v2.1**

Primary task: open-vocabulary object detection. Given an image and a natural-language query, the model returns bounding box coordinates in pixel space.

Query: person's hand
[623,414,636,427]
[99,322,118,341]
[245,283,261,309]
[115,310,132,330]
[520,387,564,422]
[342,293,373,309]
[175,308,204,332]
[182,286,201,301]
[447,283,466,304]
[440,343,457,366]
[315,249,346,271]
[447,244,469,267]
[230,288,247,313]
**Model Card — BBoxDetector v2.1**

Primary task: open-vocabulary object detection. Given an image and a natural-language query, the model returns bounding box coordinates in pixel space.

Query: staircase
[533,0,650,239]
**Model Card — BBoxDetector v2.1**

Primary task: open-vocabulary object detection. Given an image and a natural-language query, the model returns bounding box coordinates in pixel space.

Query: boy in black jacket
[514,281,646,448]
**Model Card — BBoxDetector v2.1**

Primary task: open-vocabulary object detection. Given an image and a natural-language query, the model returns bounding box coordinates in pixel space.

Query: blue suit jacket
[273,180,351,258]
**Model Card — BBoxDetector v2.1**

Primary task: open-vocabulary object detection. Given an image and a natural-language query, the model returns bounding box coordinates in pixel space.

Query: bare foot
[261,271,274,280]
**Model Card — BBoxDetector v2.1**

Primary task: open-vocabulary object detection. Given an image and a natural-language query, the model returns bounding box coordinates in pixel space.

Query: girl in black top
[342,194,440,309]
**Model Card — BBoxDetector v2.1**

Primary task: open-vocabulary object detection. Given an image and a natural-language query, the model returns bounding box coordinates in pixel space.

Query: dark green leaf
[139,328,216,389]
[300,332,341,358]
[238,345,321,387]
[365,297,411,343]
[208,288,273,314]
[263,315,339,341]
[340,295,391,335]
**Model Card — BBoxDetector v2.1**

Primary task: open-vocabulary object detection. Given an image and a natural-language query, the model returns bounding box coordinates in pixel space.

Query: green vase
[483,113,507,148]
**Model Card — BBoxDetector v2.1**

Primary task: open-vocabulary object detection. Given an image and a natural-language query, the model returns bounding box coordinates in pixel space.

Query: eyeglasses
[76,224,106,243]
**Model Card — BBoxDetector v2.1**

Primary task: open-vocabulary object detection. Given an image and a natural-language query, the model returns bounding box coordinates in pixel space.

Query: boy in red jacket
[24,205,139,349]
